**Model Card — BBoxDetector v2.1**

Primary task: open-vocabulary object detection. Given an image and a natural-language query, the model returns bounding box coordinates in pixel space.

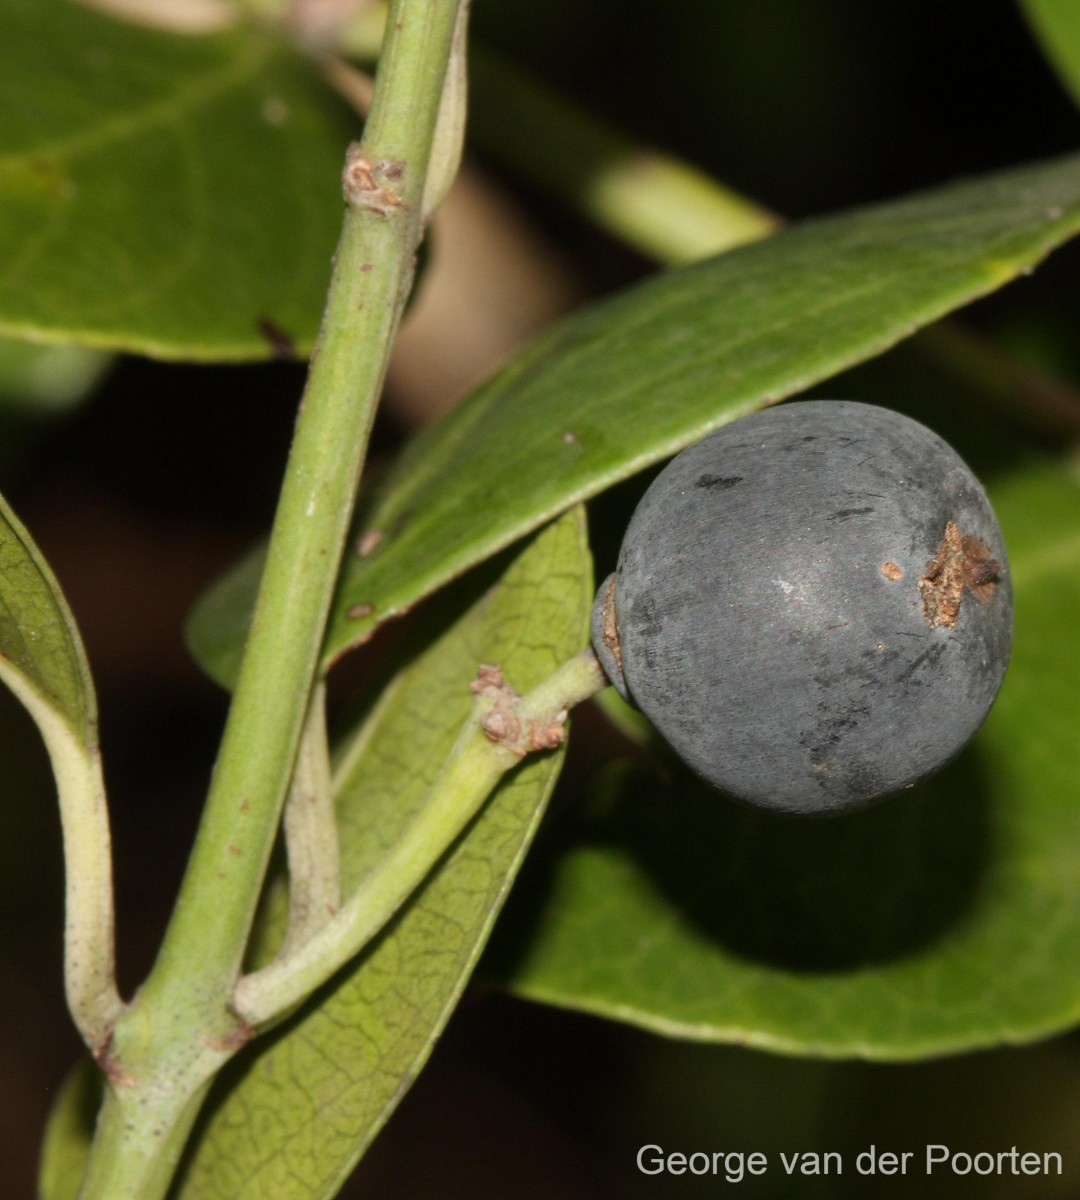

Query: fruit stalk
[232,649,609,1027]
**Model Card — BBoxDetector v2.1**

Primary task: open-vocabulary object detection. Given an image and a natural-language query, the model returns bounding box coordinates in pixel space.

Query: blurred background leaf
[0,0,356,359]
[0,337,111,416]
[1019,0,1080,109]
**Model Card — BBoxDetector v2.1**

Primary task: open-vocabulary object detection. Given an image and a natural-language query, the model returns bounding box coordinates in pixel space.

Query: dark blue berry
[591,401,1013,815]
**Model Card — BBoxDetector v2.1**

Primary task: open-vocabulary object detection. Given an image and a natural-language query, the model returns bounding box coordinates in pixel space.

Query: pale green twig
[132,0,467,1032]
[232,649,608,1027]
[281,681,340,955]
[0,671,122,1050]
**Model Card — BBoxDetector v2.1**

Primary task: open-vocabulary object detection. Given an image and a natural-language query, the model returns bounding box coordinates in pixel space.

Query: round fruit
[591,400,1013,815]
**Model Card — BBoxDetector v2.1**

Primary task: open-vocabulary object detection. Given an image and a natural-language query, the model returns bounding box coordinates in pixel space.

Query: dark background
[4,0,1080,1195]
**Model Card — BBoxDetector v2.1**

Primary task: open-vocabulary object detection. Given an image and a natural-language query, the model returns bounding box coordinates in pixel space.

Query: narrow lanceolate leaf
[486,458,1080,1059]
[38,1059,100,1200]
[172,509,591,1200]
[0,0,356,359]
[0,495,91,730]
[1019,0,1080,107]
[188,152,1080,687]
[2,491,116,1105]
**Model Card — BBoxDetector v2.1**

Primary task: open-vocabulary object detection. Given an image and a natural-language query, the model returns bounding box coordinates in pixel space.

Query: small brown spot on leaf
[347,602,374,620]
[880,561,903,581]
[919,521,1000,628]
[357,529,384,557]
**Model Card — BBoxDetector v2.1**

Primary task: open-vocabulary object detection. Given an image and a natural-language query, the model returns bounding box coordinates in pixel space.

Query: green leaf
[3,487,115,1183]
[38,1059,100,1200]
[485,457,1080,1059]
[187,152,1080,687]
[173,508,591,1199]
[1019,0,1080,107]
[0,0,356,359]
[1,497,117,1047]
[0,492,94,736]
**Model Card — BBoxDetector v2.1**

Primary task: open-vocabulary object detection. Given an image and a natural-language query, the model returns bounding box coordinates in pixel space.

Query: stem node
[343,144,409,214]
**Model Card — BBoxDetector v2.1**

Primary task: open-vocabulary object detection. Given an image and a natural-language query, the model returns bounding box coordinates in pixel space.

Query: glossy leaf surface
[172,509,591,1198]
[187,152,1080,686]
[0,493,95,739]
[486,458,1080,1058]
[5,490,106,1194]
[0,0,355,359]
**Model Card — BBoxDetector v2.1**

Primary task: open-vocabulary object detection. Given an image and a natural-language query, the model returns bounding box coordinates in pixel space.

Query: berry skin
[591,401,1013,815]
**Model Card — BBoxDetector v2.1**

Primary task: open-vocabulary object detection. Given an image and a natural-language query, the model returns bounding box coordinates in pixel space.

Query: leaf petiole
[232,647,608,1028]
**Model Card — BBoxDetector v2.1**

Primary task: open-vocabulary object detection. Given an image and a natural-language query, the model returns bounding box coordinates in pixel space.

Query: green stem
[75,1073,219,1200]
[75,2,466,1196]
[137,0,461,1030]
[232,649,607,1027]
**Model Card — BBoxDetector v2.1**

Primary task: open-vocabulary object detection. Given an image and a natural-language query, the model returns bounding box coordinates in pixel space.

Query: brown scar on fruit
[600,575,623,672]
[880,561,903,581]
[918,521,1000,628]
